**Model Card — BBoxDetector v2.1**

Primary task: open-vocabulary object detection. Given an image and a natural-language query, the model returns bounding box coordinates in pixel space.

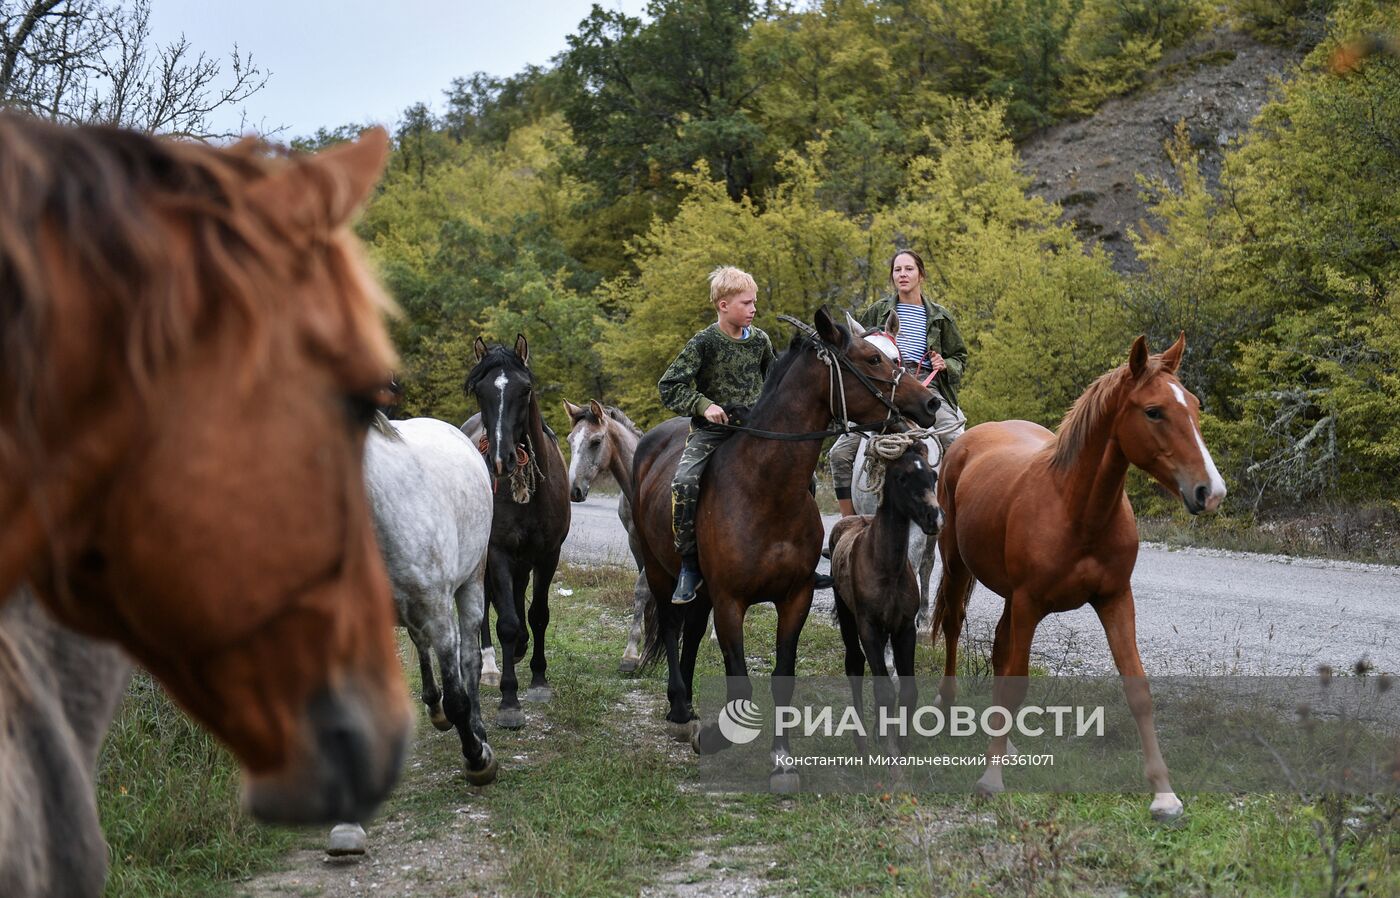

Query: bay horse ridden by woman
[0,115,411,834]
[634,307,940,791]
[828,433,943,755]
[931,334,1226,821]
[563,398,652,673]
[465,335,571,728]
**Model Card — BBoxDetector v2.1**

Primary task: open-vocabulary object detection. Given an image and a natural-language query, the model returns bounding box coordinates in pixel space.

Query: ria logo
[717,698,764,744]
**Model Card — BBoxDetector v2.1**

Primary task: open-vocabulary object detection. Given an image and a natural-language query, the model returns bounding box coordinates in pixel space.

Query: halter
[777,314,906,433]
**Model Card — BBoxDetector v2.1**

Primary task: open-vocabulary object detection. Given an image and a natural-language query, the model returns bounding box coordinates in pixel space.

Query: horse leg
[892,621,919,754]
[620,569,648,673]
[693,594,749,755]
[976,593,1039,797]
[487,553,525,729]
[479,599,500,689]
[419,647,451,732]
[677,599,710,722]
[857,619,899,758]
[915,535,938,636]
[1096,591,1182,822]
[525,549,560,701]
[620,528,647,673]
[454,573,497,785]
[933,543,974,711]
[833,598,868,755]
[768,585,813,793]
[511,559,530,663]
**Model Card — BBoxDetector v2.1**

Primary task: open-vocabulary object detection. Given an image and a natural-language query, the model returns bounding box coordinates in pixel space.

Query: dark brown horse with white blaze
[0,115,411,843]
[466,335,570,729]
[931,334,1226,821]
[634,307,940,792]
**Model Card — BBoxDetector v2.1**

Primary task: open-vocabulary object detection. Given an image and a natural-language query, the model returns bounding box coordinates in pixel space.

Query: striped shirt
[893,302,929,369]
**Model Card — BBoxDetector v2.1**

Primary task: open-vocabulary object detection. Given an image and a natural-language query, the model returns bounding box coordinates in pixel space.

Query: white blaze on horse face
[1169,383,1188,408]
[493,372,509,472]
[1194,424,1227,510]
[567,428,584,486]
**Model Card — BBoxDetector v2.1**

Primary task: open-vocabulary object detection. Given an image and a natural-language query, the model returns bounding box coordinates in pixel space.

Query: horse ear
[474,337,488,361]
[588,399,606,421]
[844,310,864,337]
[514,334,530,366]
[249,127,389,233]
[1160,331,1186,374]
[815,306,846,347]
[1129,335,1149,379]
[563,399,584,421]
[884,309,899,338]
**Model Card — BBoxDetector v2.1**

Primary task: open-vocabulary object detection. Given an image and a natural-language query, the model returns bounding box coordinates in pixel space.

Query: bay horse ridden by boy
[563,399,652,673]
[828,433,943,755]
[931,334,1226,821]
[635,307,940,791]
[465,335,571,728]
[0,115,411,832]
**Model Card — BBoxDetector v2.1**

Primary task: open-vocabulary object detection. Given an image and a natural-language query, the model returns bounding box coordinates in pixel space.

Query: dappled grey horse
[563,398,652,672]
[328,414,498,855]
[0,588,132,897]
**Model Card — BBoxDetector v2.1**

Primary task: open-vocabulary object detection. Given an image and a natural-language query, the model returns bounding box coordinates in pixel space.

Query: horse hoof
[464,747,500,786]
[496,707,526,730]
[691,722,730,755]
[618,657,639,674]
[525,685,553,703]
[666,719,699,743]
[1150,793,1185,823]
[769,771,801,794]
[974,779,1004,798]
[480,671,501,689]
[326,823,366,857]
[429,706,453,732]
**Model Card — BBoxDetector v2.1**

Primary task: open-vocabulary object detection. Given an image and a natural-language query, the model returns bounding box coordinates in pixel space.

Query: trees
[0,0,269,138]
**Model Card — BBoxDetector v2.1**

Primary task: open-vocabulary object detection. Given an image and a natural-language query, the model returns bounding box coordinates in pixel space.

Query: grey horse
[0,589,132,897]
[329,414,498,855]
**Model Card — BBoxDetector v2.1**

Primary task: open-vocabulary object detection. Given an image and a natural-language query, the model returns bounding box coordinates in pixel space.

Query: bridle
[702,316,914,442]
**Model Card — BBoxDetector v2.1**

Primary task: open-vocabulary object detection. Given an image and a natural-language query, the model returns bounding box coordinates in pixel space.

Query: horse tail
[637,588,662,672]
[929,562,973,646]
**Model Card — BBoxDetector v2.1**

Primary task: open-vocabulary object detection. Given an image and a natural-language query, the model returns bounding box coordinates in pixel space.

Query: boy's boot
[673,554,703,604]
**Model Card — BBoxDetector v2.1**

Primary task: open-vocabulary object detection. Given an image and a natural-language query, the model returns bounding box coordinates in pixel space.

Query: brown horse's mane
[0,113,393,465]
[1049,355,1167,471]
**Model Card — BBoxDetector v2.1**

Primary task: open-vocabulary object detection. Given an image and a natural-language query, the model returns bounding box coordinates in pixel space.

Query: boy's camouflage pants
[671,425,732,557]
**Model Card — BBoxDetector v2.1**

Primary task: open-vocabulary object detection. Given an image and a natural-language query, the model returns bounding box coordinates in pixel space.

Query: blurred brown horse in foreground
[0,114,412,855]
[932,334,1225,821]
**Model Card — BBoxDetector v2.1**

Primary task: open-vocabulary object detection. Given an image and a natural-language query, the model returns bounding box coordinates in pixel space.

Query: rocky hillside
[1019,29,1303,271]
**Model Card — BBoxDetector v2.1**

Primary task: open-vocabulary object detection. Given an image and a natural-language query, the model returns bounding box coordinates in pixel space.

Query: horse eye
[590,437,603,448]
[867,354,881,365]
[1145,407,1164,421]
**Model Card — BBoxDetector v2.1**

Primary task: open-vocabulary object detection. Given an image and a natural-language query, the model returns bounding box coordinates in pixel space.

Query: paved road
[563,493,1400,675]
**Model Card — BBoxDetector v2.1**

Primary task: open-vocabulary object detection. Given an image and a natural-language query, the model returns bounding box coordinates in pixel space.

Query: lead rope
[856,409,968,502]
[508,434,544,503]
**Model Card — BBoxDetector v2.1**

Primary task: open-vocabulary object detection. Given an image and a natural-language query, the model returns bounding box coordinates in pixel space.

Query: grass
[96,674,297,897]
[96,562,1400,897]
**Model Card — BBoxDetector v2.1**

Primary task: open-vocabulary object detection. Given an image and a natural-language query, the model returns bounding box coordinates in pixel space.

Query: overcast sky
[148,1,647,140]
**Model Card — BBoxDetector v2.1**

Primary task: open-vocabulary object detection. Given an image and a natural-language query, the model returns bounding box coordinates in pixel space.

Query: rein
[703,315,909,443]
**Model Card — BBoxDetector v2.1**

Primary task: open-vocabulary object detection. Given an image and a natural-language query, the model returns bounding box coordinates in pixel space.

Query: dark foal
[465,335,571,729]
[634,307,940,792]
[828,437,943,754]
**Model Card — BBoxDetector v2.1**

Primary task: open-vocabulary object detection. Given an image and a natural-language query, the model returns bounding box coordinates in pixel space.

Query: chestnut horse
[0,115,411,826]
[465,336,571,729]
[563,398,652,672]
[634,307,940,791]
[931,334,1226,821]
